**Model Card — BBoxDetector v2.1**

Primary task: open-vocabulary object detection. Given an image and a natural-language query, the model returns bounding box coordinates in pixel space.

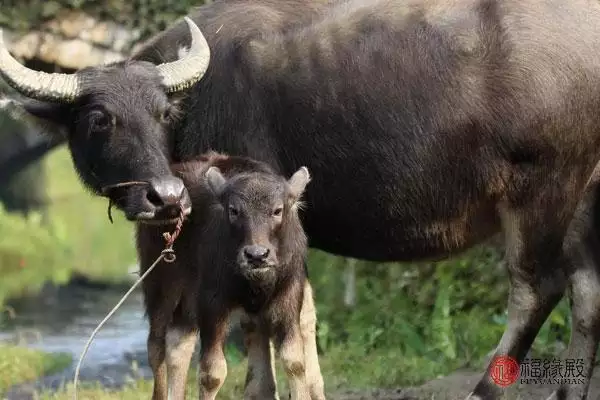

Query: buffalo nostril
[244,245,270,261]
[146,187,164,208]
[148,177,186,208]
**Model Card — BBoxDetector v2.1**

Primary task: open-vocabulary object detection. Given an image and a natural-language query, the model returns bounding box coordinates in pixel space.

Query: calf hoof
[464,393,483,400]
[309,383,326,400]
[244,389,280,400]
[244,382,280,400]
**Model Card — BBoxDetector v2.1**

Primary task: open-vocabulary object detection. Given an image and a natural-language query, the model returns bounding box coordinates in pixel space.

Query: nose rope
[162,206,185,262]
[72,205,185,400]
[100,181,151,224]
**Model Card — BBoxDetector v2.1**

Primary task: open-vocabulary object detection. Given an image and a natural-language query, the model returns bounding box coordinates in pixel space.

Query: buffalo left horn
[0,30,80,103]
[156,16,211,93]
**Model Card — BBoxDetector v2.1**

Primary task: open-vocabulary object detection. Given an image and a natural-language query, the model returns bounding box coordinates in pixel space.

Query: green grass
[0,345,71,395]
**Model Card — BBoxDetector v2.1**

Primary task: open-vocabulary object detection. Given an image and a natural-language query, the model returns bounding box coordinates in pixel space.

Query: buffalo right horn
[0,30,80,103]
[156,17,211,93]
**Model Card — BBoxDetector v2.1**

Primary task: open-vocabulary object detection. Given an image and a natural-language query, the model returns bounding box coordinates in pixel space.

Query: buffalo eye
[228,205,239,220]
[160,107,172,124]
[89,110,114,132]
[273,206,283,217]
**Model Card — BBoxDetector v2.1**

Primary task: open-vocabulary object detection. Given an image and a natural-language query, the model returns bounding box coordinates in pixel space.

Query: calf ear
[288,166,311,199]
[206,166,227,197]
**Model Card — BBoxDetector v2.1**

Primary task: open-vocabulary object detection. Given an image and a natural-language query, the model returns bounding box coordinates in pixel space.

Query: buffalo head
[0,17,210,223]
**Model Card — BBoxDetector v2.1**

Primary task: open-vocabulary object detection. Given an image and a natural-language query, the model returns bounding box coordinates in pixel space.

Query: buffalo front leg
[300,281,326,400]
[166,326,198,399]
[468,203,571,399]
[240,314,280,400]
[198,316,229,400]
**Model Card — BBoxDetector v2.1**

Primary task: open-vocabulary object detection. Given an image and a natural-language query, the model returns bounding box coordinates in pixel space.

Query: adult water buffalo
[2,0,600,399]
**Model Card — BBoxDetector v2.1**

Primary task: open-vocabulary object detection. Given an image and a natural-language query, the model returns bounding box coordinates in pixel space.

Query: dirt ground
[330,367,600,400]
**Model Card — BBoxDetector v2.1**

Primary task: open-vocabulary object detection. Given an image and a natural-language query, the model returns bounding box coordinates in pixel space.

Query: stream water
[0,281,154,398]
[1,282,148,366]
[0,279,245,399]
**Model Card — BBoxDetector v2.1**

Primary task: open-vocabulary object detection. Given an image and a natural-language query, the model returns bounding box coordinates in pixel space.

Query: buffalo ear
[3,97,71,138]
[206,166,227,197]
[288,166,311,200]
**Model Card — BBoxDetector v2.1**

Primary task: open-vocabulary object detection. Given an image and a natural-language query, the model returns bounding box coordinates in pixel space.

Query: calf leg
[146,290,182,400]
[300,281,326,400]
[198,316,229,400]
[166,326,198,400]
[241,314,280,400]
[468,202,573,400]
[148,324,169,400]
[275,319,311,399]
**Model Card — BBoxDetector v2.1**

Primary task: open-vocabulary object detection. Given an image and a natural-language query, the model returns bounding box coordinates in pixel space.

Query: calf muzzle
[243,245,271,267]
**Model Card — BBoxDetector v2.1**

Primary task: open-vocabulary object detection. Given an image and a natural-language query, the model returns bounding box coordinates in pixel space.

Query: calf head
[0,18,210,223]
[205,165,311,279]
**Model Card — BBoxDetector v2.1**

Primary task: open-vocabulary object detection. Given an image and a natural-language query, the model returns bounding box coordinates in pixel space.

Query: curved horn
[0,30,79,103]
[157,17,211,93]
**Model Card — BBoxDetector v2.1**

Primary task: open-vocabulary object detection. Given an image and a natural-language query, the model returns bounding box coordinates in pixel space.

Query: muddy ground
[332,368,600,400]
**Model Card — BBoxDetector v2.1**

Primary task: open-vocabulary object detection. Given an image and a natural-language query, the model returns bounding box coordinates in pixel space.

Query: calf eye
[273,207,283,217]
[228,205,239,218]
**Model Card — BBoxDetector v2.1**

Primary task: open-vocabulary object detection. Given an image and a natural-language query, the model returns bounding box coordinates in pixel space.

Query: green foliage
[42,147,137,283]
[0,0,207,41]
[0,345,71,395]
[0,202,72,305]
[0,145,137,306]
[307,245,574,388]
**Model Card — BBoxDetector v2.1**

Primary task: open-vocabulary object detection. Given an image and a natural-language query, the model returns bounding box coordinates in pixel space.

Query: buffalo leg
[548,184,600,400]
[299,281,326,400]
[198,316,229,400]
[241,314,280,400]
[553,264,600,400]
[468,202,573,400]
[166,326,198,399]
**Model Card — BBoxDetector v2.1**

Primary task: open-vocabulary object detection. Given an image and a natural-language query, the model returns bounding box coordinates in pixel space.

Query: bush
[307,245,574,387]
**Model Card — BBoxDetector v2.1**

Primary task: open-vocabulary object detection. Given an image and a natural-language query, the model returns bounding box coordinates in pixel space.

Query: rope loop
[161,248,177,263]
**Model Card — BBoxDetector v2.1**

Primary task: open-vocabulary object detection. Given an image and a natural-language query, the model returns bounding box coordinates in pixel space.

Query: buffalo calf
[136,151,321,400]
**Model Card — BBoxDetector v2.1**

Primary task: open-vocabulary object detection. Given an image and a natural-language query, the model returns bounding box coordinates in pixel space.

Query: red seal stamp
[490,355,520,387]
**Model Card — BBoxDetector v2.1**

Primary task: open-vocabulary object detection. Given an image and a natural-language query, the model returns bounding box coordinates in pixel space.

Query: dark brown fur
[135,151,316,399]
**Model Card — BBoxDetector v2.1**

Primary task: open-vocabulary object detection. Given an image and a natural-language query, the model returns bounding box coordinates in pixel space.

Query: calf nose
[147,176,186,208]
[243,245,270,263]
